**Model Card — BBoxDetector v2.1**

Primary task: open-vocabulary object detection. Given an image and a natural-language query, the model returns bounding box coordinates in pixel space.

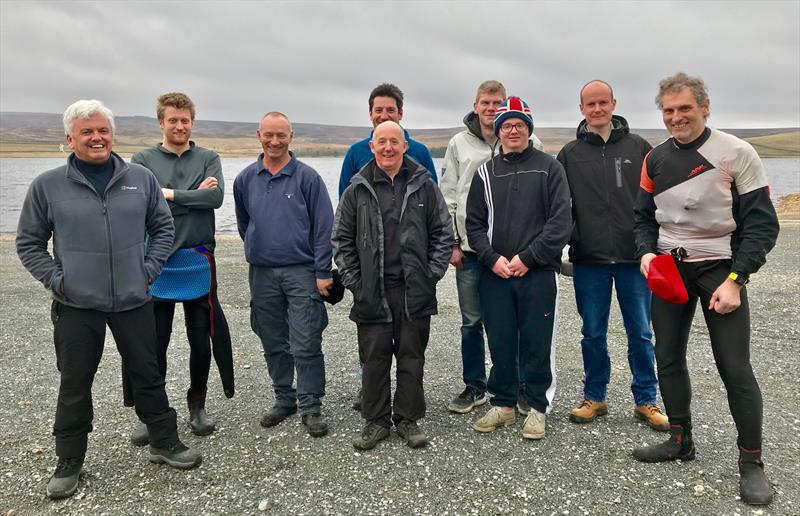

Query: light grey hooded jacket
[16,152,174,312]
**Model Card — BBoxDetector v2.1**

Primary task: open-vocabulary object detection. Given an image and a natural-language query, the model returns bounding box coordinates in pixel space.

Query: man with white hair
[16,100,202,500]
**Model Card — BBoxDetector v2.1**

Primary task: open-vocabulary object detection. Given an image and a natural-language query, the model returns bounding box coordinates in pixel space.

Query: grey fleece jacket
[16,152,174,312]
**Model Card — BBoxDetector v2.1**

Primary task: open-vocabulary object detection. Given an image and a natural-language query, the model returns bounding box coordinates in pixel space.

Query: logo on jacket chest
[688,164,707,178]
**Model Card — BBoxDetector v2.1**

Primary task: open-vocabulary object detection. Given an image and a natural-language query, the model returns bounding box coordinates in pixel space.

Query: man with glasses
[441,80,544,415]
[466,97,571,440]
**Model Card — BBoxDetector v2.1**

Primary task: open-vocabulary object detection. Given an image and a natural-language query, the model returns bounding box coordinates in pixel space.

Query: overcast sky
[1,0,799,129]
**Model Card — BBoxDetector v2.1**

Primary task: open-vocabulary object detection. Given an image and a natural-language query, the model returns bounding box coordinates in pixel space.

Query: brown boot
[634,404,670,432]
[569,400,608,423]
[738,447,773,505]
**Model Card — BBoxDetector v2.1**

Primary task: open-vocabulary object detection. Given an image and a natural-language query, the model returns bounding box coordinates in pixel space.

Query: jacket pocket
[404,267,437,316]
[61,249,111,309]
[113,242,150,308]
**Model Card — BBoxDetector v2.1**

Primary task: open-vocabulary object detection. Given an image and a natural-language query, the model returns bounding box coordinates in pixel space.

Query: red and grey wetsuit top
[639,128,768,261]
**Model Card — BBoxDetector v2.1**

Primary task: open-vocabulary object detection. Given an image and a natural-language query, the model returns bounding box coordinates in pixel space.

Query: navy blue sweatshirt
[233,152,333,278]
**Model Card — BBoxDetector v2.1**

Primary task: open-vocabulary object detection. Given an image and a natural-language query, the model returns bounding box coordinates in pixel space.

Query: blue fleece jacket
[234,152,333,278]
[337,128,437,198]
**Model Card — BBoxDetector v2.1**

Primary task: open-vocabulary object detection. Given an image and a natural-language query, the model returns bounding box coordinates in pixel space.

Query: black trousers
[357,285,430,428]
[652,259,763,449]
[51,301,178,458]
[122,296,212,407]
[479,269,558,413]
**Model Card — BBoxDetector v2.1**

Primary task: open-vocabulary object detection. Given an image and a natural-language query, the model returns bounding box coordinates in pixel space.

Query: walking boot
[632,422,695,462]
[188,391,216,436]
[738,447,773,505]
[46,456,84,499]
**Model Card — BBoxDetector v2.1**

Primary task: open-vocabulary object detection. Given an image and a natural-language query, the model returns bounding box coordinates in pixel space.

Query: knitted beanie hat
[494,96,534,136]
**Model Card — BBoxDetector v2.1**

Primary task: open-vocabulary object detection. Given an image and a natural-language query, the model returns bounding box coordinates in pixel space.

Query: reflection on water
[1,156,798,234]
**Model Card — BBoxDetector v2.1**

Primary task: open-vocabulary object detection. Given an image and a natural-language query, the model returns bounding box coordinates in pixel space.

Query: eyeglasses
[500,122,527,134]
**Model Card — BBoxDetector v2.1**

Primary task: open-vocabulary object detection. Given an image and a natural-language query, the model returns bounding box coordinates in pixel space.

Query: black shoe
[189,396,216,436]
[149,440,202,470]
[260,405,298,428]
[130,421,149,447]
[46,456,84,499]
[395,420,428,448]
[352,422,389,450]
[739,447,774,505]
[632,422,696,462]
[351,388,362,412]
[447,386,487,414]
[302,413,329,438]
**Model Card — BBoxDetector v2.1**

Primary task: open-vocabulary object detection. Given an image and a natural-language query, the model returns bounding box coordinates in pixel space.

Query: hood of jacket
[576,114,631,145]
[463,112,485,141]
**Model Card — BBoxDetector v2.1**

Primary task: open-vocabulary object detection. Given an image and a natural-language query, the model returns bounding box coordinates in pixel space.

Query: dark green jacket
[332,156,455,323]
[132,142,223,254]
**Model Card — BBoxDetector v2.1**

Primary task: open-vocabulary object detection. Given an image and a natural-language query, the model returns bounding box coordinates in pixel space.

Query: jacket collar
[576,114,630,145]
[155,141,196,156]
[65,151,128,180]
[500,141,534,162]
[255,151,297,176]
[352,155,429,191]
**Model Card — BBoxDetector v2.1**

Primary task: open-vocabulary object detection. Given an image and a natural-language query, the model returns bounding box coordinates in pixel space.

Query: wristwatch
[728,271,749,286]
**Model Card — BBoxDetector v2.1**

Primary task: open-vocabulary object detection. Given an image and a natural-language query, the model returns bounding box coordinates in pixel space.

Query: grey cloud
[1,0,798,129]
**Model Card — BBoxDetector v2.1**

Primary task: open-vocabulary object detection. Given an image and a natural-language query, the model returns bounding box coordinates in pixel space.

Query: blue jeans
[456,253,525,393]
[248,264,328,415]
[455,253,486,392]
[573,263,657,406]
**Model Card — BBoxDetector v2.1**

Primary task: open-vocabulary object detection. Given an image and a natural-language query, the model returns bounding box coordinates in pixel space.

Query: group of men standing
[16,73,778,506]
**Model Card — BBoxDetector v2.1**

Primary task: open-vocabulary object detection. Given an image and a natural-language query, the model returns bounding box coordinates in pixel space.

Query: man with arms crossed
[333,121,453,450]
[235,112,334,438]
[441,80,544,415]
[124,92,233,445]
[557,80,668,431]
[632,73,779,505]
[17,100,201,500]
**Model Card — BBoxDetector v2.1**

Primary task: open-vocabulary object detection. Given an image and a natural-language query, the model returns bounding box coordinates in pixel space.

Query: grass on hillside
[2,131,798,158]
[744,131,800,157]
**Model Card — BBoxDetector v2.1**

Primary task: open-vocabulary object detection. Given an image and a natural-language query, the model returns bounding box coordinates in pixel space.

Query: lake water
[1,156,798,234]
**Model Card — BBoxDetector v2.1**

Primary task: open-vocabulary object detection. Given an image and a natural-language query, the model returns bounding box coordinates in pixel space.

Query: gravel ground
[1,226,798,516]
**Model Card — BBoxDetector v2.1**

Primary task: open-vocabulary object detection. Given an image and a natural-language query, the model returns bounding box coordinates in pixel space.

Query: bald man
[556,81,668,431]
[333,121,454,450]
[234,112,334,438]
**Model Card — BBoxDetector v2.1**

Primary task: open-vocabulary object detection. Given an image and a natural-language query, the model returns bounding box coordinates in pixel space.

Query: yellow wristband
[728,272,739,281]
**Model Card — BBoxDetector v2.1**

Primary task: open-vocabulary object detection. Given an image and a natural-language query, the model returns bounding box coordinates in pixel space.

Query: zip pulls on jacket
[65,162,130,311]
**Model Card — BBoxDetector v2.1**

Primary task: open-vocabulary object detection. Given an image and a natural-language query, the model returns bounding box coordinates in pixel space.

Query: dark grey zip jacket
[16,152,174,312]
[557,115,652,264]
[332,155,455,324]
